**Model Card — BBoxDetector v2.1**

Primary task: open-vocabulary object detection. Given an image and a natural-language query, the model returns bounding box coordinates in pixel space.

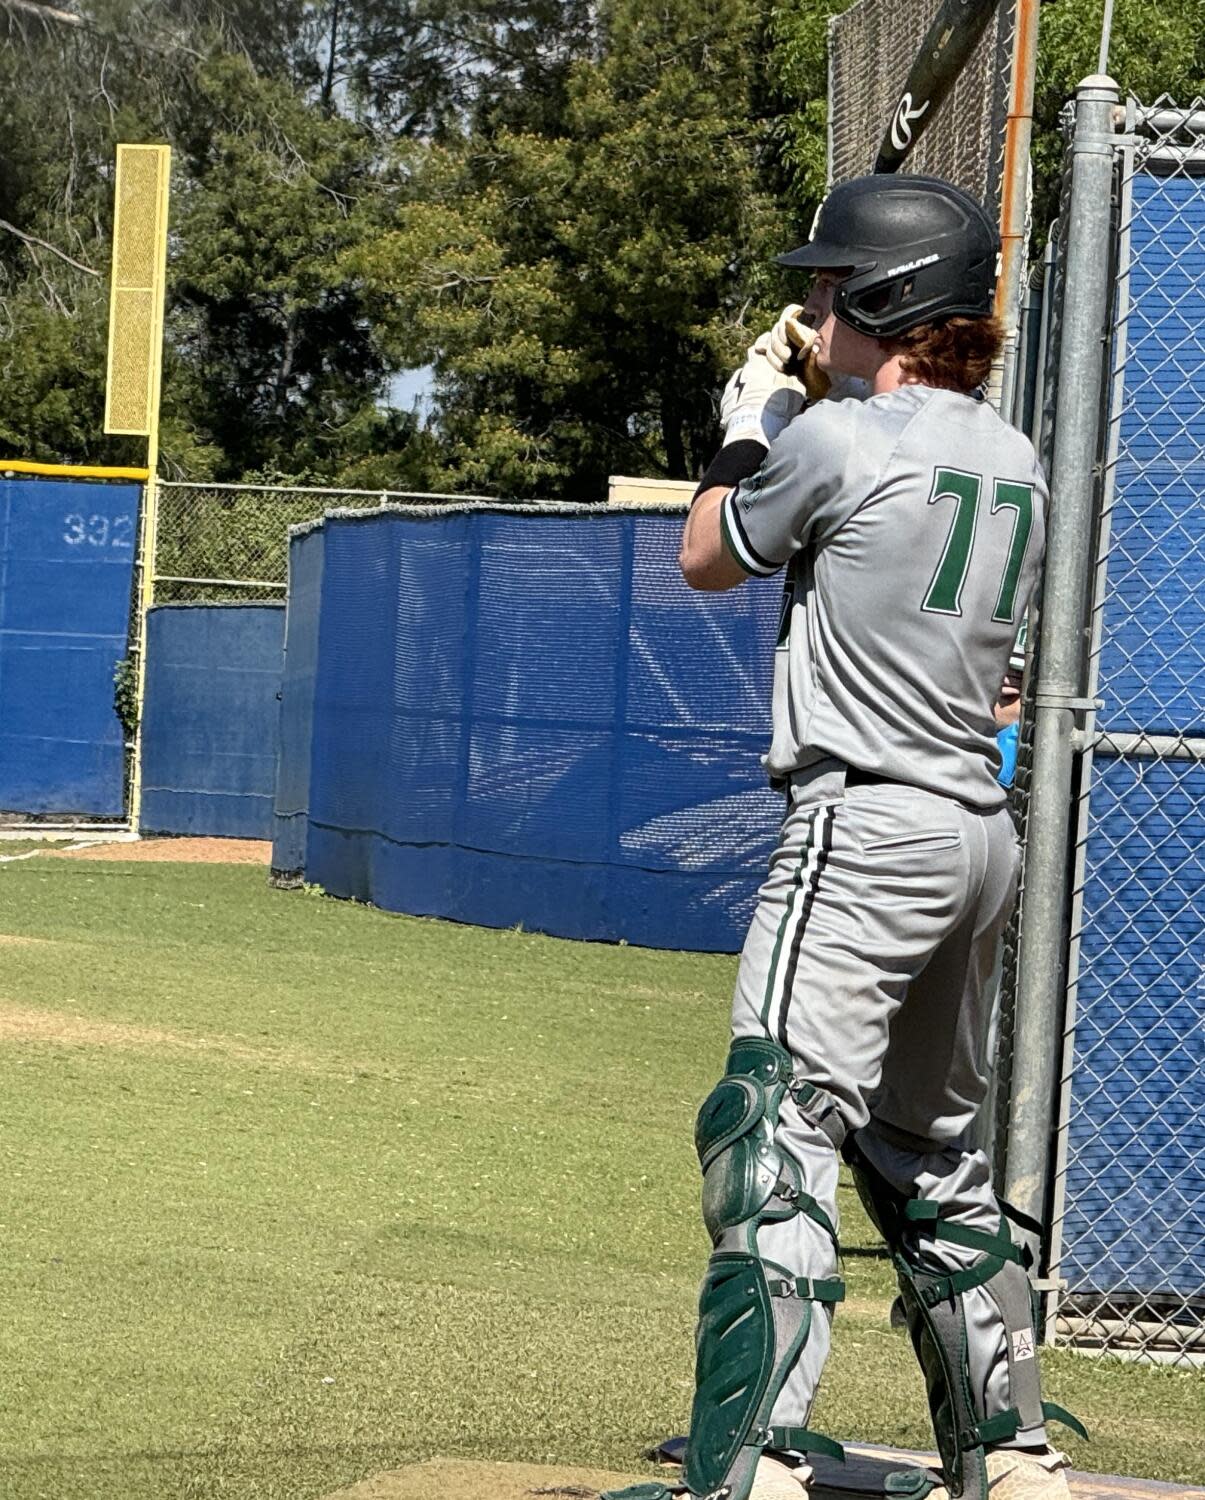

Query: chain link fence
[152,482,502,601]
[1042,98,1205,1367]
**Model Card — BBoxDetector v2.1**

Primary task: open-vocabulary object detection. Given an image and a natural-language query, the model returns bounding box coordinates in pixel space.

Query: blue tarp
[272,528,324,874]
[140,604,285,839]
[277,508,783,951]
[1060,171,1205,1300]
[0,478,138,816]
[1064,757,1205,1297]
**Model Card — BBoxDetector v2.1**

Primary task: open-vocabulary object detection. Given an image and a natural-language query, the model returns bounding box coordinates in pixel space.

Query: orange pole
[992,0,1042,414]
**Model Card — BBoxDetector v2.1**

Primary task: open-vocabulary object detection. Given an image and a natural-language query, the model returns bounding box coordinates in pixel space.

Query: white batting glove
[766,304,808,371]
[719,330,807,449]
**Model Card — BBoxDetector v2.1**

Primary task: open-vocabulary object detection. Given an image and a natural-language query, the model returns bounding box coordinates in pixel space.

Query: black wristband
[692,440,767,503]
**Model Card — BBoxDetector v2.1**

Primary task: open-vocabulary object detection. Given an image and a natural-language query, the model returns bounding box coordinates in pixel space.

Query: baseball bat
[874,0,1002,174]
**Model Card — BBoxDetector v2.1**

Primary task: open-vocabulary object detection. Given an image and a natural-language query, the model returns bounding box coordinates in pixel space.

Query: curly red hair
[886,314,1005,392]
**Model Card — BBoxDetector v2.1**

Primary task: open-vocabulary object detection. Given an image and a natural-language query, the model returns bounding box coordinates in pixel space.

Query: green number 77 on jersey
[922,467,1035,624]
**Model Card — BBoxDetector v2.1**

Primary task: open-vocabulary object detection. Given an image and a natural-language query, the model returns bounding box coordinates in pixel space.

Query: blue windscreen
[1063,756,1205,1296]
[140,604,285,839]
[1059,170,1205,1305]
[272,527,325,875]
[0,478,138,816]
[296,508,783,951]
[1094,173,1205,736]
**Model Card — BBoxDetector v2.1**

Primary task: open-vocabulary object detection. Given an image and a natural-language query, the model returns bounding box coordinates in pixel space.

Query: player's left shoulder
[945,389,1046,470]
[983,400,1046,479]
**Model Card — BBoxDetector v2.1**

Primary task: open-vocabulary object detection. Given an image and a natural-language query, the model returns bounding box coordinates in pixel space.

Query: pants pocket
[861,830,963,856]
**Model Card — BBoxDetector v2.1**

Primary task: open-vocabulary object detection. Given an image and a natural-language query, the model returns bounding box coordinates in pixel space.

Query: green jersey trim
[722,489,780,577]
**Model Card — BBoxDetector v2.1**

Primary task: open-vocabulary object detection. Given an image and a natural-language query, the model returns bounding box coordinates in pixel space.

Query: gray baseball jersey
[720,385,1048,807]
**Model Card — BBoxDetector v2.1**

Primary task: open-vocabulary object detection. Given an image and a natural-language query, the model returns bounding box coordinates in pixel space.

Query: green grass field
[0,838,85,858]
[1,856,1201,1500]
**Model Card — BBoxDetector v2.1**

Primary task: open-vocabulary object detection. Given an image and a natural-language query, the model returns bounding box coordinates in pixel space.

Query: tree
[764,0,858,218]
[0,0,180,466]
[0,4,437,480]
[1030,0,1205,229]
[168,54,401,480]
[310,0,598,135]
[355,0,808,499]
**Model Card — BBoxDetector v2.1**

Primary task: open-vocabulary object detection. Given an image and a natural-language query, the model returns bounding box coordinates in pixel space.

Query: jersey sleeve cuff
[721,488,782,577]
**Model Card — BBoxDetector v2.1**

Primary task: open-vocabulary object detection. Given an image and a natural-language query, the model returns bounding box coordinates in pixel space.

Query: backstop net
[828,0,1016,213]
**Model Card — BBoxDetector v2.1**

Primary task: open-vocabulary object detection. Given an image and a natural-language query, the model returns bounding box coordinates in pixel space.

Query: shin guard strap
[755,1425,846,1462]
[903,1201,1026,1265]
[915,1257,1002,1307]
[766,1275,846,1303]
[975,1410,1020,1446]
[998,1198,1044,1241]
[598,1487,681,1500]
[773,1175,839,1246]
[1043,1401,1089,1441]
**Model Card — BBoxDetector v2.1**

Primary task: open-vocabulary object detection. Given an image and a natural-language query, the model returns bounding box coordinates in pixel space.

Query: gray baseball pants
[731,760,1048,1449]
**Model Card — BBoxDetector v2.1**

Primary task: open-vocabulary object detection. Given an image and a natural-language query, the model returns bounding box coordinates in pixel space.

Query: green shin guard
[846,1147,1086,1500]
[603,1039,846,1500]
[600,1488,681,1500]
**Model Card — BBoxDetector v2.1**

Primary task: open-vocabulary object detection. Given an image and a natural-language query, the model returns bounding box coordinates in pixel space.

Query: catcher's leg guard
[604,1039,847,1500]
[844,1142,1086,1500]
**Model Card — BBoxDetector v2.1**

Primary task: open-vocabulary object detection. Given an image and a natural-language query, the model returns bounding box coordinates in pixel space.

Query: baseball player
[604,177,1084,1500]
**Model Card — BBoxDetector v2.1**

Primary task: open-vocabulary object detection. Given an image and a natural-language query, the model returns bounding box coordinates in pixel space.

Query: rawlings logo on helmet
[886,253,941,277]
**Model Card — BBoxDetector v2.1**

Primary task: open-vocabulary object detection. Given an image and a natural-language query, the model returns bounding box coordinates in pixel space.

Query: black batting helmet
[777,175,1000,338]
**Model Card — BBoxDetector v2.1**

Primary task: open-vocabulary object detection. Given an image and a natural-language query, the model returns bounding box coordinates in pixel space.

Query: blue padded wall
[294,508,783,951]
[1059,170,1205,1304]
[272,527,324,875]
[1094,174,1205,737]
[140,604,285,839]
[1064,756,1205,1297]
[0,478,138,816]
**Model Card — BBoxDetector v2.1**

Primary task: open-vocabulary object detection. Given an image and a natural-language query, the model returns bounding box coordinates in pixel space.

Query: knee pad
[845,1143,1086,1500]
[681,1038,846,1500]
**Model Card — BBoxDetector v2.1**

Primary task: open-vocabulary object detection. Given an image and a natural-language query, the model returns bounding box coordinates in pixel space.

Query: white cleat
[981,1448,1074,1500]
[924,1448,1073,1500]
[750,1453,815,1498]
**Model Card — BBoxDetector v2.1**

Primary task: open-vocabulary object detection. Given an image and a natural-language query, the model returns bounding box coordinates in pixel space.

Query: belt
[844,765,917,791]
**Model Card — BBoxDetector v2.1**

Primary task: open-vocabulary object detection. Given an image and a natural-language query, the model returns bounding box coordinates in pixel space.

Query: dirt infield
[55,836,272,864]
[322,1460,646,1500]
[321,1458,1205,1500]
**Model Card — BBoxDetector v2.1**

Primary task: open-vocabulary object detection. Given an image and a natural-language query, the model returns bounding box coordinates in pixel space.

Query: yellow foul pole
[103,143,171,834]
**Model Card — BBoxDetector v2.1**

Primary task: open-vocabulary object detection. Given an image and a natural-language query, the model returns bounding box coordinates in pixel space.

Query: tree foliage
[317,0,598,135]
[765,0,859,214]
[1030,0,1205,228]
[355,0,807,496]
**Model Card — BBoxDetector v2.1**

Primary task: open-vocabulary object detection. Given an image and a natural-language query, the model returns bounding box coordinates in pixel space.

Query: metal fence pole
[1002,76,1121,1265]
